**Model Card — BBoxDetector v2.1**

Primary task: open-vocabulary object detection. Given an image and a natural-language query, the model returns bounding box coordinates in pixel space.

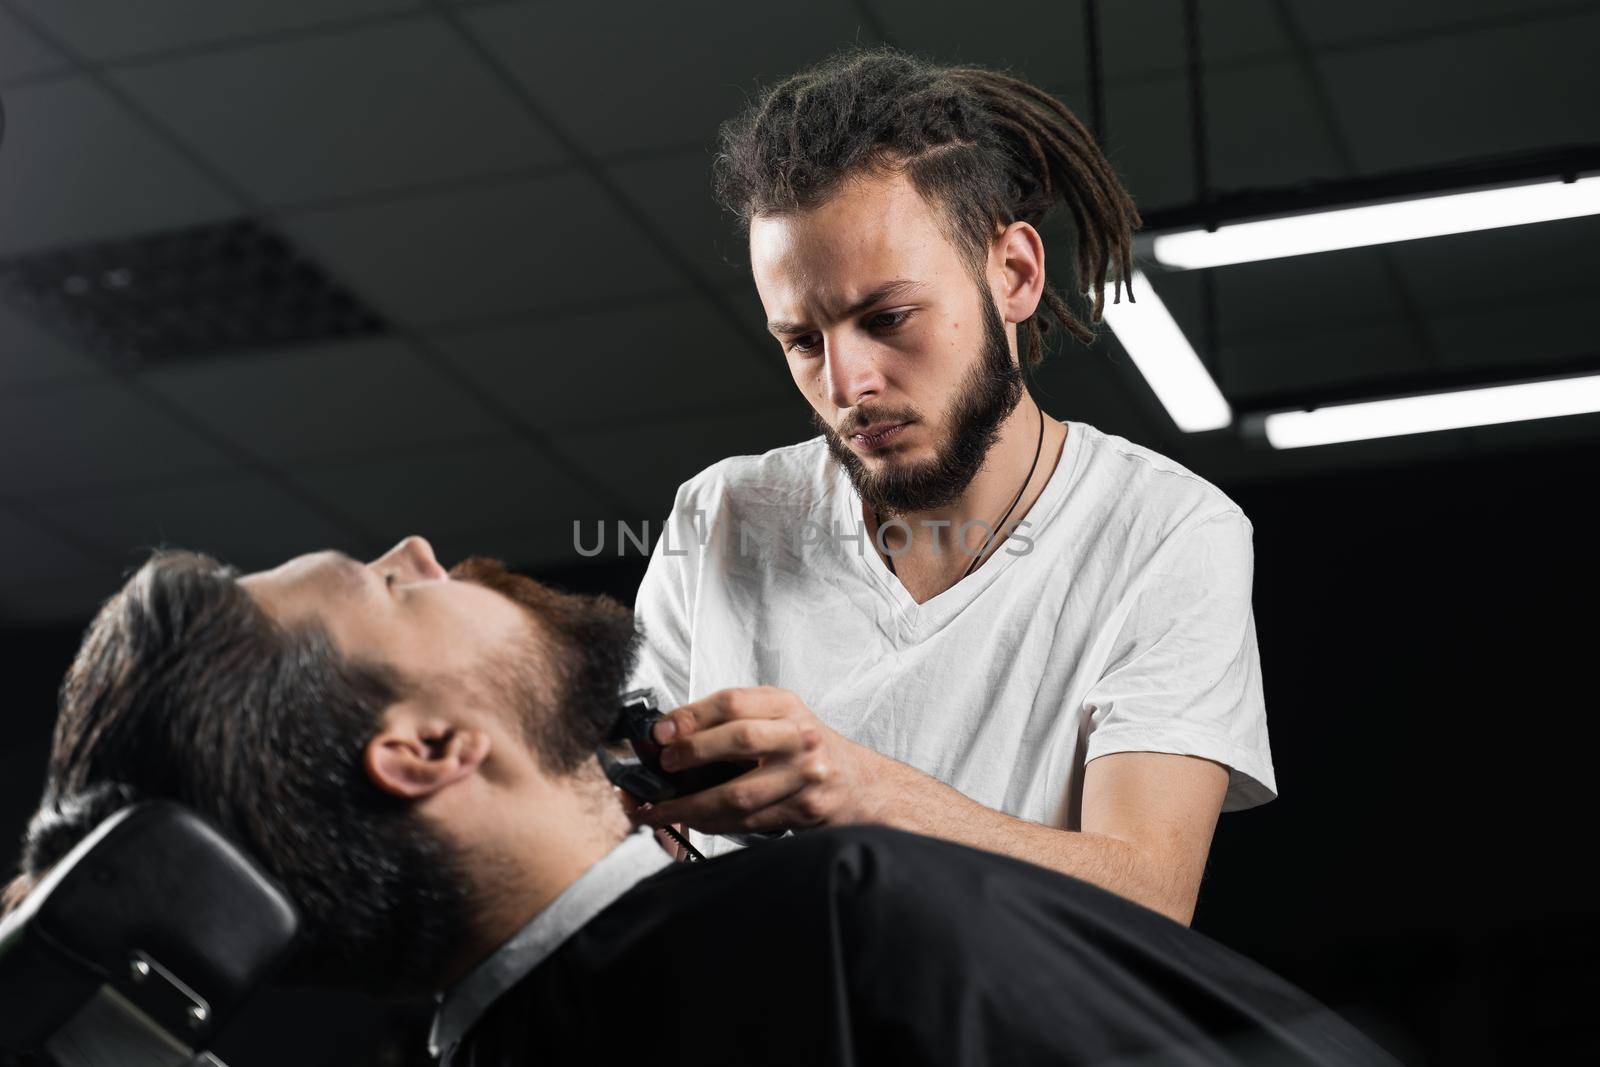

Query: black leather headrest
[0,802,298,1064]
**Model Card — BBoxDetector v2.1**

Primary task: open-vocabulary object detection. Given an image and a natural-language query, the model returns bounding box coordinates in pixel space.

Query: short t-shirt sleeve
[1081,508,1277,811]
[625,479,704,712]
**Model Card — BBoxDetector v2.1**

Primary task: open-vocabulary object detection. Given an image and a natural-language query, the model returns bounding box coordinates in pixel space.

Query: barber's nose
[823,342,883,412]
[372,535,449,582]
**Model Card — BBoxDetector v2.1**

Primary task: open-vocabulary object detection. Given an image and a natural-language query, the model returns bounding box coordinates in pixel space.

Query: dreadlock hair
[713,45,1142,368]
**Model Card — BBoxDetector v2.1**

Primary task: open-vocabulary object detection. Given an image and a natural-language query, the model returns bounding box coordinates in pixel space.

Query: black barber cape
[449,826,1394,1066]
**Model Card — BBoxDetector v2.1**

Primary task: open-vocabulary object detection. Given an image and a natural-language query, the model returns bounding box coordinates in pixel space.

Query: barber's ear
[365,706,492,800]
[991,220,1046,324]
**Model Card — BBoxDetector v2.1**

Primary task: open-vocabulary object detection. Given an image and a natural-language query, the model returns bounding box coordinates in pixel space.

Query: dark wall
[1196,436,1598,1065]
[3,439,1595,1066]
[0,628,73,883]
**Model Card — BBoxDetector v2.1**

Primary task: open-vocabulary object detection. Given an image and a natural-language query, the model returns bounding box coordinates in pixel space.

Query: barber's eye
[785,311,912,355]
[385,573,396,591]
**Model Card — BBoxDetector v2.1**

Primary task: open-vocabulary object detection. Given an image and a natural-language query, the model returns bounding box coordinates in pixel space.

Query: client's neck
[440,770,631,988]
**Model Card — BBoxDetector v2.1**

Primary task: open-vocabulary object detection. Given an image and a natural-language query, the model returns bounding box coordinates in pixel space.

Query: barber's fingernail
[658,746,679,771]
[653,720,677,743]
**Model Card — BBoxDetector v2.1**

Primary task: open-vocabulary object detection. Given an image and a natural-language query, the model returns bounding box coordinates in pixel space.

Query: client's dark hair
[10,549,469,993]
[713,44,1142,367]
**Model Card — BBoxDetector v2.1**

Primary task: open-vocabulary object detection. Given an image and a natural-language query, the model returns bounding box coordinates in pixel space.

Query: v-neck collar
[828,419,1085,633]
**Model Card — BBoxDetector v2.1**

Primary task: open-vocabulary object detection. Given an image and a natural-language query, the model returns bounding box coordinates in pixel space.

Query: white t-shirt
[627,420,1276,858]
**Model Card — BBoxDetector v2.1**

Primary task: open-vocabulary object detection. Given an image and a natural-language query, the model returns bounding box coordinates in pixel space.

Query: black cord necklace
[878,406,1046,582]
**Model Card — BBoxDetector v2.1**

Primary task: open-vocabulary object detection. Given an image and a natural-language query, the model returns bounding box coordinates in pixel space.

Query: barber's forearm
[854,753,1197,925]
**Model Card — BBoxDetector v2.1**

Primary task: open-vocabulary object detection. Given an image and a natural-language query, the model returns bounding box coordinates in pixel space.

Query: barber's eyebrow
[766,279,926,336]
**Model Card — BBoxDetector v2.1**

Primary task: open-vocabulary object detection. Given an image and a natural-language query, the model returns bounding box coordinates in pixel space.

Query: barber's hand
[614,787,693,861]
[635,686,886,836]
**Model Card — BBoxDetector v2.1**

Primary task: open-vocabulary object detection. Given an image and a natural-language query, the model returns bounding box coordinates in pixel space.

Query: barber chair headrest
[0,802,299,1067]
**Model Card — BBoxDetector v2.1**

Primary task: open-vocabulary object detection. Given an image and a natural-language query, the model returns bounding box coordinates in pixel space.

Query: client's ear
[365,704,492,799]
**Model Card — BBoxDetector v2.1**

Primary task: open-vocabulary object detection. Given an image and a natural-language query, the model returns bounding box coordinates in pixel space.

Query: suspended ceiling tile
[1202,60,1350,190]
[281,173,684,327]
[1108,59,1346,210]
[606,148,750,292]
[881,0,1291,84]
[1319,10,1600,174]
[0,297,101,389]
[1136,254,1417,402]
[1104,74,1207,208]
[0,217,386,371]
[28,472,356,572]
[1383,214,1600,313]
[1424,292,1594,374]
[110,18,567,206]
[7,0,424,62]
[462,0,880,156]
[1221,320,1426,405]
[0,5,70,81]
[0,79,237,257]
[0,508,106,585]
[140,335,503,463]
[429,294,792,432]
[1285,0,1578,48]
[1211,248,1407,341]
[549,404,820,518]
[0,381,234,495]
[290,436,615,545]
[868,0,1092,85]
[1096,0,1291,79]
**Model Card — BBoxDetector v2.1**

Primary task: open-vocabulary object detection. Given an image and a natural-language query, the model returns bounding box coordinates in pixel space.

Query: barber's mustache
[833,408,920,435]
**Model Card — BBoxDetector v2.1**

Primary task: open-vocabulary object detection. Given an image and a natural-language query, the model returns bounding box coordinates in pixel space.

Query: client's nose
[372,535,449,582]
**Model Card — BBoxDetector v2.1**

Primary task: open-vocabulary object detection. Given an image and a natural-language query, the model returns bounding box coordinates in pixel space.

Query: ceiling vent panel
[0,218,386,368]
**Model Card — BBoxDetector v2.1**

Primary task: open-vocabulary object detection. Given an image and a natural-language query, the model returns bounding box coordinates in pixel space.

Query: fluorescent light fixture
[1098,271,1232,432]
[1262,374,1600,449]
[1152,176,1600,269]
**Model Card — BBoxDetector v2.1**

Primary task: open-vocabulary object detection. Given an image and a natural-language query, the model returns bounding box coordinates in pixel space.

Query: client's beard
[813,285,1026,515]
[447,557,640,775]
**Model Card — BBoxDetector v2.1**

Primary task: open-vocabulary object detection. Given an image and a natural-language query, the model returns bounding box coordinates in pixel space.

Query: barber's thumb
[614,787,647,822]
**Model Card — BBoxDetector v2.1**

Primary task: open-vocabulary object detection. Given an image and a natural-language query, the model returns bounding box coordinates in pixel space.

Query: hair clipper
[598,688,755,803]
[597,689,789,854]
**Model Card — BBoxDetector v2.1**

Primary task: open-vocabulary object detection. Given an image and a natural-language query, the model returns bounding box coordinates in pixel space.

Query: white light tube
[1098,271,1232,432]
[1262,374,1600,449]
[1152,177,1600,269]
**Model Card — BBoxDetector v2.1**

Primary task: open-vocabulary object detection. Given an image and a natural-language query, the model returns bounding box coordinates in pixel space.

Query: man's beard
[447,557,640,775]
[812,285,1025,515]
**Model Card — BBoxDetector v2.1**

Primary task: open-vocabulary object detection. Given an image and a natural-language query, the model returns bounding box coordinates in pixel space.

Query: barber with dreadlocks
[629,46,1275,928]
